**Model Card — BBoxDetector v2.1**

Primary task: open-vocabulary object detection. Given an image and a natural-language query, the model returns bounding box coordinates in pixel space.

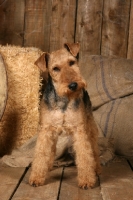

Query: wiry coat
[29,43,101,189]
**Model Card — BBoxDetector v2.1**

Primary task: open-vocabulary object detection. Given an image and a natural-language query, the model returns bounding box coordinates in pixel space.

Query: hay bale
[0,45,42,156]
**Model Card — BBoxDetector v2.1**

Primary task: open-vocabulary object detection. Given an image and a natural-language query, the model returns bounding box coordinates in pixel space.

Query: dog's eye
[53,66,60,72]
[69,60,75,66]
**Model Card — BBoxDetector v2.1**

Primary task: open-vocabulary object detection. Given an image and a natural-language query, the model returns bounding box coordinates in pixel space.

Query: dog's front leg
[73,127,97,189]
[29,126,57,187]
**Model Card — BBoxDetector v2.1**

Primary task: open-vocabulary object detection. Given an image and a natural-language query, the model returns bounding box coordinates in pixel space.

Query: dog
[29,43,101,189]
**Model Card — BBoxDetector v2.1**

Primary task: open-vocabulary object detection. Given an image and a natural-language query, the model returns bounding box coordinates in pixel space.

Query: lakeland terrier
[29,43,101,189]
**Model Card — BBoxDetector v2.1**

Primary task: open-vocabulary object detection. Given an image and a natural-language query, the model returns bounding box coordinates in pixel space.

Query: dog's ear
[64,42,80,57]
[34,53,49,72]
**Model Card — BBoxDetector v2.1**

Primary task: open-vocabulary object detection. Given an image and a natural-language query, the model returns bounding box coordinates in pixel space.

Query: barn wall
[0,0,133,59]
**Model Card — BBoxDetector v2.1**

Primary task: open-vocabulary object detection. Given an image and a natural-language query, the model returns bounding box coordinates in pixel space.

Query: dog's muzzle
[68,82,78,91]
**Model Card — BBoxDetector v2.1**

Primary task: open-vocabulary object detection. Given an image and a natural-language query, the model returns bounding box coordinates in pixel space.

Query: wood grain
[128,159,133,169]
[100,159,133,200]
[59,166,102,200]
[0,0,25,46]
[0,0,133,59]
[101,0,130,58]
[0,165,26,200]
[49,0,76,52]
[76,0,103,61]
[24,0,51,51]
[12,167,63,200]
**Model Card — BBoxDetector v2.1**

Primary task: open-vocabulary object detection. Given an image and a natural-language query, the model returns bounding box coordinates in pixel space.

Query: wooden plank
[100,159,133,200]
[101,0,130,58]
[128,159,133,169]
[49,0,76,52]
[127,0,133,59]
[75,0,103,61]
[0,164,26,200]
[59,166,102,200]
[12,167,63,200]
[0,0,25,46]
[24,0,51,51]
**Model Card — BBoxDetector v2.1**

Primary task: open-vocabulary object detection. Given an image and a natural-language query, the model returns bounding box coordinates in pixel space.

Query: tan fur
[0,46,41,155]
[29,43,101,189]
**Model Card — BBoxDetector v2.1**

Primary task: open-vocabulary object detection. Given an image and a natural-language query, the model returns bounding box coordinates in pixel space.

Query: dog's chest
[44,90,81,112]
[43,89,87,130]
[56,97,69,112]
[57,97,81,112]
[49,98,83,129]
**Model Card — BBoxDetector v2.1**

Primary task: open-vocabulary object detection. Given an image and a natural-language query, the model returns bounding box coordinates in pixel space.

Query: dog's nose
[68,82,78,91]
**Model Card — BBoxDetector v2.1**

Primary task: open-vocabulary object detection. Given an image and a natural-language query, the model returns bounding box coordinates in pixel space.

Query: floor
[0,157,133,200]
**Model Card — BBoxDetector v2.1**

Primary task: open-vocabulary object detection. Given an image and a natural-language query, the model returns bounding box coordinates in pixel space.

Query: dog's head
[35,43,86,98]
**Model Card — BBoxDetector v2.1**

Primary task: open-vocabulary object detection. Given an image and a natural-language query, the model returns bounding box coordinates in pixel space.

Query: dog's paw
[78,178,96,190]
[79,183,89,190]
[29,175,45,187]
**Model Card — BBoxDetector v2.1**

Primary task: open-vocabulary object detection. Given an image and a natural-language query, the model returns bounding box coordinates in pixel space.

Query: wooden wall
[0,0,133,60]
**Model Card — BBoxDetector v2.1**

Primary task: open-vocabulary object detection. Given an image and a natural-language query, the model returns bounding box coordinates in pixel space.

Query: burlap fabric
[0,55,7,120]
[1,135,114,167]
[80,55,133,158]
[94,95,133,158]
[80,55,133,109]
